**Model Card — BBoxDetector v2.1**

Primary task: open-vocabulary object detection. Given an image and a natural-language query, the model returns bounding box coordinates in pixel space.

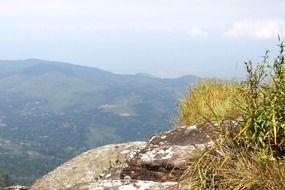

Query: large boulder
[30,142,146,190]
[30,123,216,190]
[121,124,214,182]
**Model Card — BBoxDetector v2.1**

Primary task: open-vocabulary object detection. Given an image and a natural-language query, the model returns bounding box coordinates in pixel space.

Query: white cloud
[227,20,285,39]
[185,28,208,37]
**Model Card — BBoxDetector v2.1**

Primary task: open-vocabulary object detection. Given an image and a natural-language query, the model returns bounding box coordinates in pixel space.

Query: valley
[0,59,199,185]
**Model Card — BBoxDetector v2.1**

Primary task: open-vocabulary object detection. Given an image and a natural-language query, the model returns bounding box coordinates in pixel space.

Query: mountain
[0,59,199,185]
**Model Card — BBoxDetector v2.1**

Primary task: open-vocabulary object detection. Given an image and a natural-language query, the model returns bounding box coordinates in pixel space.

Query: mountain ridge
[0,58,196,80]
[0,59,199,185]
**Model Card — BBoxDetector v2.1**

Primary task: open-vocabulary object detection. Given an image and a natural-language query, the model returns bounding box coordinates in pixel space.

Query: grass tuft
[178,40,285,189]
[180,138,285,189]
[176,79,240,126]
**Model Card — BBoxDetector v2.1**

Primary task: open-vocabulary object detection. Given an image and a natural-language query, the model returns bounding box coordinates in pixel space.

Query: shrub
[176,79,240,126]
[179,39,285,189]
[237,40,285,158]
[180,136,285,190]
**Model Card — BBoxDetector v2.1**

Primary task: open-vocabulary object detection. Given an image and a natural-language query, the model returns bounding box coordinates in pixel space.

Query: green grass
[176,79,240,126]
[179,134,285,190]
[178,40,285,189]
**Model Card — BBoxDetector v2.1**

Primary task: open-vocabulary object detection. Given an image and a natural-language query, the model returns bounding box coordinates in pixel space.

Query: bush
[176,79,240,126]
[179,39,285,189]
[237,40,285,158]
[180,137,285,190]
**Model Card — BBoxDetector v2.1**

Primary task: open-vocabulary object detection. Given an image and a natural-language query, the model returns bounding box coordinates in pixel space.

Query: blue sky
[0,0,284,78]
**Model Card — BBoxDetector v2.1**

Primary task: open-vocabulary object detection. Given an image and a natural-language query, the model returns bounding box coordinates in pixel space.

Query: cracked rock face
[30,142,146,190]
[121,124,215,182]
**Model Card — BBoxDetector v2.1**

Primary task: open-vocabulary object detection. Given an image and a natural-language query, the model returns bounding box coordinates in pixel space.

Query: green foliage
[108,155,123,170]
[177,79,240,126]
[237,40,285,158]
[180,132,285,190]
[179,40,285,189]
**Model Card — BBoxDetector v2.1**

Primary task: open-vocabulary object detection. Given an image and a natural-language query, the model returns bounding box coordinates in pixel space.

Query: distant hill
[0,59,199,185]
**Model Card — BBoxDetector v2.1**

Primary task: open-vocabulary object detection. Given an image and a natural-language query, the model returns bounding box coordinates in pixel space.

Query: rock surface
[121,124,214,182]
[30,142,146,190]
[66,180,179,190]
[30,123,215,190]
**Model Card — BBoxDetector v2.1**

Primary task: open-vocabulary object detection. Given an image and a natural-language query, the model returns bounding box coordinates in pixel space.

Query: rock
[1,186,29,190]
[30,142,146,190]
[66,180,179,190]
[30,123,217,189]
[121,124,215,182]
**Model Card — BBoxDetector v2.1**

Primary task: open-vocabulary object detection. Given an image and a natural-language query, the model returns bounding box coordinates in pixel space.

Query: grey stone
[121,124,215,182]
[30,142,146,190]
[29,123,218,189]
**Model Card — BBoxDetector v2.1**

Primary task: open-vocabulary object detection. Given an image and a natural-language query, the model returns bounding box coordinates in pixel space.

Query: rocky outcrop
[30,142,146,190]
[121,123,214,182]
[30,123,215,190]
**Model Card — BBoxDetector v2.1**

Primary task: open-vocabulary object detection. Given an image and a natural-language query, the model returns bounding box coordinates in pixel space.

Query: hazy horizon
[0,0,284,78]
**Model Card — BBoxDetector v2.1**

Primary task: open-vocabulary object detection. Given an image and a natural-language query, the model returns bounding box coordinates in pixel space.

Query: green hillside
[0,59,199,185]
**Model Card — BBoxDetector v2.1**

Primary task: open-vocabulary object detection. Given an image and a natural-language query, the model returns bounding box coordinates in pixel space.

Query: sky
[0,0,284,78]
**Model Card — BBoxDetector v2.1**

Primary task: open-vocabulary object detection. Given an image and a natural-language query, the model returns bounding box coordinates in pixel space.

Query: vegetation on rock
[179,40,285,189]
